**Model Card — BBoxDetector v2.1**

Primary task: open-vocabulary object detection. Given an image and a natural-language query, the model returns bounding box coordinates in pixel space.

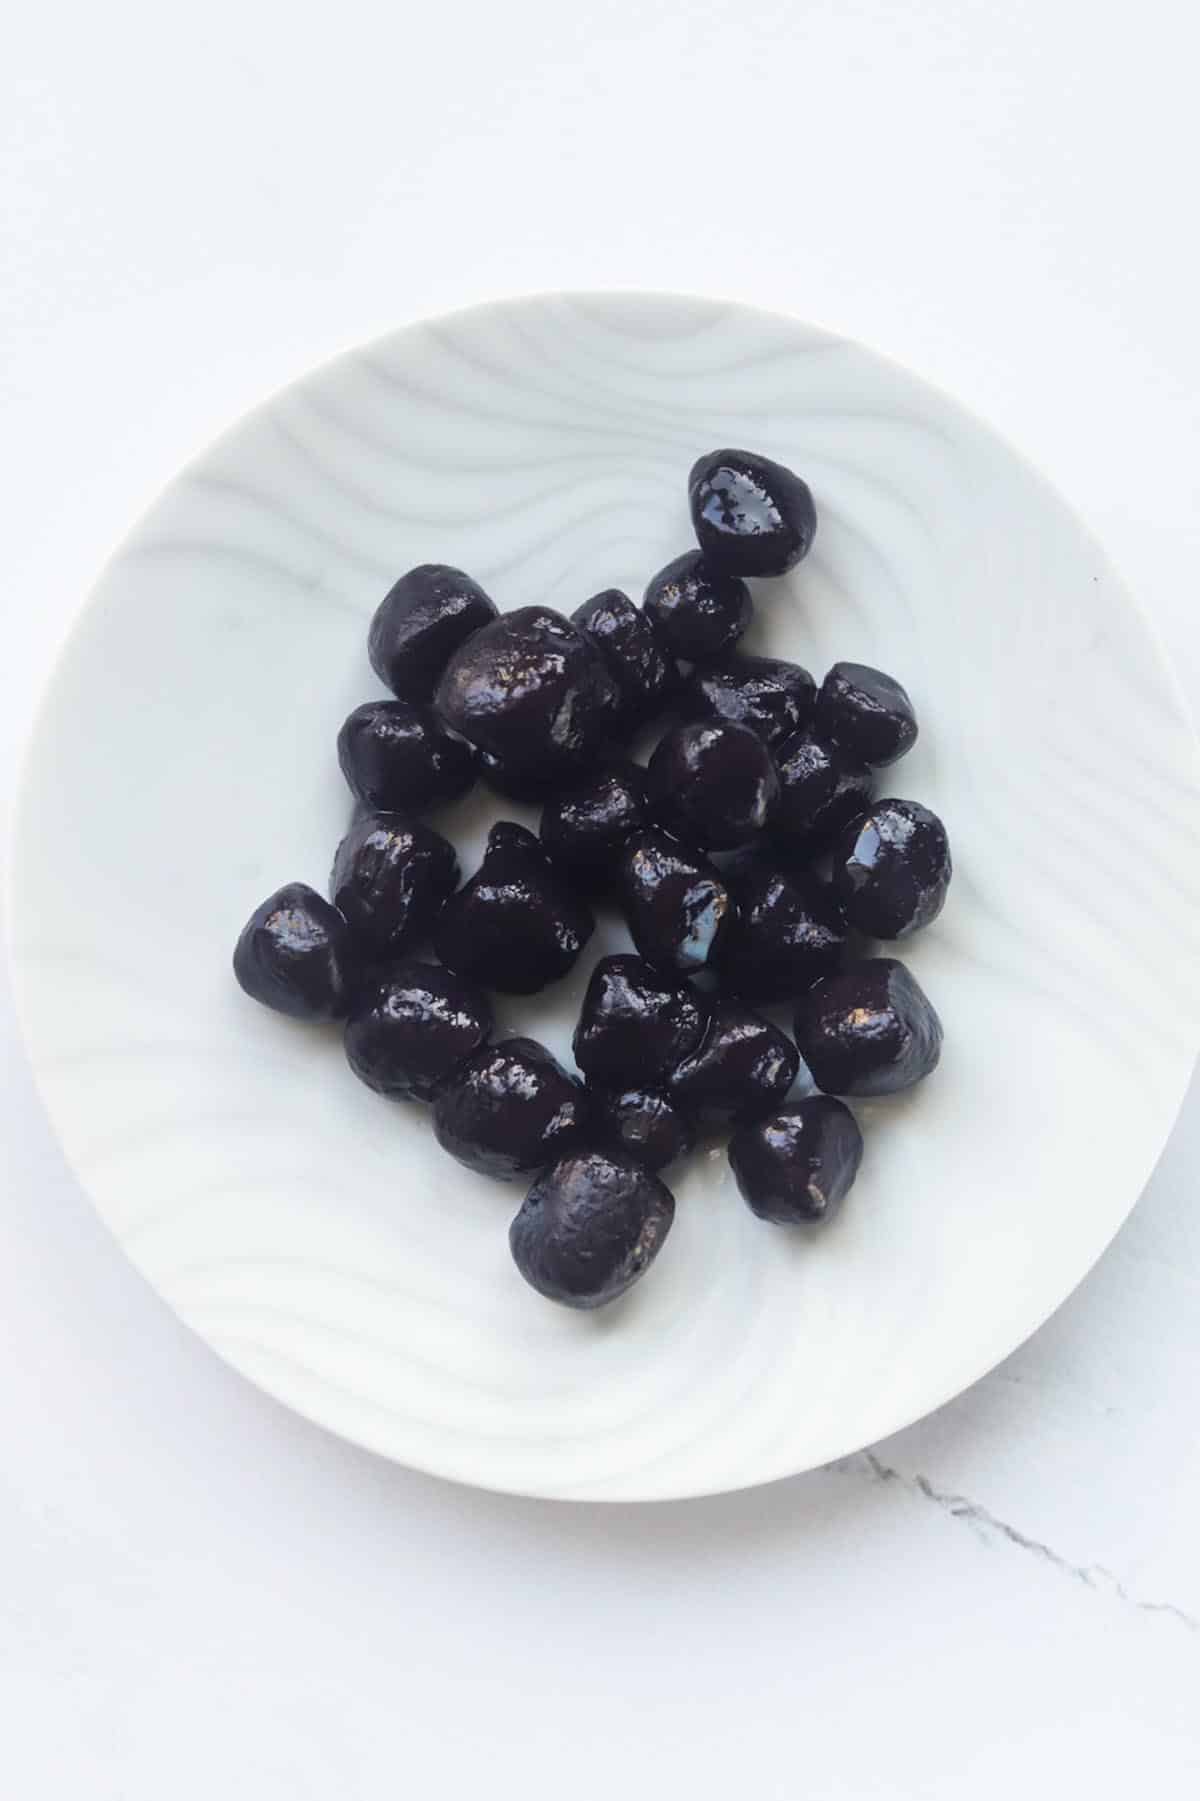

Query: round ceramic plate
[10,293,1200,1501]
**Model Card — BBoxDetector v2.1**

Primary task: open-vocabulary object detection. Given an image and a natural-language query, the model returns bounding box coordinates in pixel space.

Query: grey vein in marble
[849,1452,1198,1636]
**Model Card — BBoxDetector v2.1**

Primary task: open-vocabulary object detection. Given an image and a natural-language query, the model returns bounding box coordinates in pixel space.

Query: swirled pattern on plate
[9,292,1200,1499]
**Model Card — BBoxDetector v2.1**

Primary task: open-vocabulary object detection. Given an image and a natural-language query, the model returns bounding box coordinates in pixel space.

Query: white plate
[9,292,1200,1501]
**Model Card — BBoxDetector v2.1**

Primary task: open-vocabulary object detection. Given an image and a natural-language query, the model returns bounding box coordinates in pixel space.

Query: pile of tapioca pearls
[234,449,950,1312]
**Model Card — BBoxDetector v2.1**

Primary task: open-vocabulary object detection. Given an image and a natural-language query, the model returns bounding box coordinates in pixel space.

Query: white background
[4,2,1200,1794]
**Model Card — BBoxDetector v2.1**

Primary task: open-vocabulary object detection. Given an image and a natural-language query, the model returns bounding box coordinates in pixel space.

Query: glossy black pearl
[434,605,619,784]
[337,700,476,814]
[831,799,952,939]
[539,761,648,888]
[434,821,593,994]
[618,828,736,975]
[432,1037,590,1182]
[589,1085,695,1172]
[688,447,817,577]
[233,882,357,1022]
[718,860,847,1005]
[330,813,459,955]
[572,954,706,1087]
[681,654,815,748]
[667,1004,799,1132]
[772,733,874,847]
[572,588,675,725]
[642,552,752,662]
[814,663,918,768]
[648,720,779,851]
[729,1097,863,1225]
[344,961,491,1101]
[368,564,498,703]
[794,957,943,1097]
[509,1149,675,1309]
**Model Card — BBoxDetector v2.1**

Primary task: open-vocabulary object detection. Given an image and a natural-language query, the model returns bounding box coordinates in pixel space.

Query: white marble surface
[4,1,1200,1793]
